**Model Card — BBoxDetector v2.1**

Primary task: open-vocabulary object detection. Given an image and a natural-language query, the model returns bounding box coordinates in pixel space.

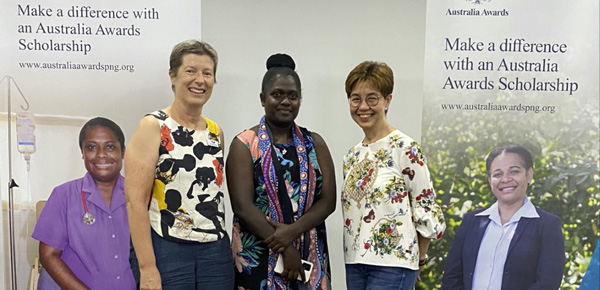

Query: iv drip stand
[1,75,30,290]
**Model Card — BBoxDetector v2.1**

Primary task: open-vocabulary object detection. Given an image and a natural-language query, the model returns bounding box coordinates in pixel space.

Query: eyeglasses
[348,95,382,108]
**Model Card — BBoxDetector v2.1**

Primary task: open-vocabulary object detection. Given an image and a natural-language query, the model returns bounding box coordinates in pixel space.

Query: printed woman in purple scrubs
[32,117,135,290]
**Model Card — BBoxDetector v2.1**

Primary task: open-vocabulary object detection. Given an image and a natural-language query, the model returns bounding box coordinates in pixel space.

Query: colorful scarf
[257,116,320,289]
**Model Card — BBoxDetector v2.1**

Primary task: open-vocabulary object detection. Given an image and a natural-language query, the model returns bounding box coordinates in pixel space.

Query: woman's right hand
[139,266,162,290]
[265,218,299,253]
[281,246,306,282]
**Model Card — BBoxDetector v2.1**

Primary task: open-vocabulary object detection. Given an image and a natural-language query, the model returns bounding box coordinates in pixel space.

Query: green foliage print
[418,93,599,290]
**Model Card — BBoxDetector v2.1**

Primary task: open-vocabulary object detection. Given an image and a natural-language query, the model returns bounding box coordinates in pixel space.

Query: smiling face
[82,125,124,184]
[348,81,391,133]
[488,152,533,207]
[169,53,215,108]
[261,75,301,126]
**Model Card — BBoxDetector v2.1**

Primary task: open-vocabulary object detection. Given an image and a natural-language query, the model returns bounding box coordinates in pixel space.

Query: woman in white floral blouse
[341,61,446,290]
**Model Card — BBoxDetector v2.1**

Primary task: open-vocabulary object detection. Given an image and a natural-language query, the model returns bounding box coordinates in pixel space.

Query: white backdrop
[201,2,427,289]
[1,1,428,289]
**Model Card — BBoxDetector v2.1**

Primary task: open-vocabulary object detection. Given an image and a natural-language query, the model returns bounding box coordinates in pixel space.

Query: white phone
[274,254,313,282]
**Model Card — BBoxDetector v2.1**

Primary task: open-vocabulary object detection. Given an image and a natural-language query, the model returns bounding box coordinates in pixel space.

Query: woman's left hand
[280,246,306,282]
[265,218,299,253]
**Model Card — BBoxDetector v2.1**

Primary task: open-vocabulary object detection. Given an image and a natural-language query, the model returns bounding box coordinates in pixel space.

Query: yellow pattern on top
[153,179,167,210]
[205,117,219,137]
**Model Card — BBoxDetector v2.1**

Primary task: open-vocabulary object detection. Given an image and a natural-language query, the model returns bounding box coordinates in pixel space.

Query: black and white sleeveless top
[147,110,226,243]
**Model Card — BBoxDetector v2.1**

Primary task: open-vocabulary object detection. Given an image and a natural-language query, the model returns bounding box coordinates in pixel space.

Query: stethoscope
[80,190,95,225]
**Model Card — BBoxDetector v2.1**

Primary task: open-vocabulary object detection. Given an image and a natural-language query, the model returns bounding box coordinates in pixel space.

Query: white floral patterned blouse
[342,130,445,270]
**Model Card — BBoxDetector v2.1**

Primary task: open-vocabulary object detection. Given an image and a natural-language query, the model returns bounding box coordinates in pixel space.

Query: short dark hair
[486,144,533,176]
[169,40,218,81]
[345,61,394,98]
[79,117,125,152]
[261,53,301,93]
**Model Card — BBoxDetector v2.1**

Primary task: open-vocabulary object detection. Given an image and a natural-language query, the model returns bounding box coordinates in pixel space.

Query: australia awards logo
[447,0,508,16]
[467,0,491,4]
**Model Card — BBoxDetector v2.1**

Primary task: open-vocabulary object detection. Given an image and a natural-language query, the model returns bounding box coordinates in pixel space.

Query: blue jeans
[130,230,234,290]
[345,264,418,290]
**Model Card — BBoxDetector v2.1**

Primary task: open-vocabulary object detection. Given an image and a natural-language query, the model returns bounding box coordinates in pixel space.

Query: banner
[0,0,201,127]
[421,0,599,288]
[0,1,201,287]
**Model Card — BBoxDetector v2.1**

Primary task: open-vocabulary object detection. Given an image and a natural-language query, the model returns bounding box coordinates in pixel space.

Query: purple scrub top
[32,173,135,289]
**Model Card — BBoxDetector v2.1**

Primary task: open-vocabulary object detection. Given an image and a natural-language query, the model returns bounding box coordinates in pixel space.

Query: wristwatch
[419,254,429,266]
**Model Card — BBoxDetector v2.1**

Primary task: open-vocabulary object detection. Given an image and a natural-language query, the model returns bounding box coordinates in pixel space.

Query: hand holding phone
[274,254,313,282]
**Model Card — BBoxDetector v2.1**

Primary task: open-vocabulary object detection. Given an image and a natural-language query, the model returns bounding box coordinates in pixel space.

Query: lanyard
[81,190,95,225]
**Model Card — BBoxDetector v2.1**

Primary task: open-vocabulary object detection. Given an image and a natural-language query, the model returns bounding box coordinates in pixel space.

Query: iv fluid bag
[16,111,36,155]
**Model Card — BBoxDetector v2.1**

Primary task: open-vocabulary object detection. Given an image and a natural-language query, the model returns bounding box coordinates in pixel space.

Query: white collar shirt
[471,197,540,290]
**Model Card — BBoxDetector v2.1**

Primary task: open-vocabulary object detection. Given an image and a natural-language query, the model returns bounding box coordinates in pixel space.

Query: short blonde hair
[345,61,394,97]
[169,40,218,81]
